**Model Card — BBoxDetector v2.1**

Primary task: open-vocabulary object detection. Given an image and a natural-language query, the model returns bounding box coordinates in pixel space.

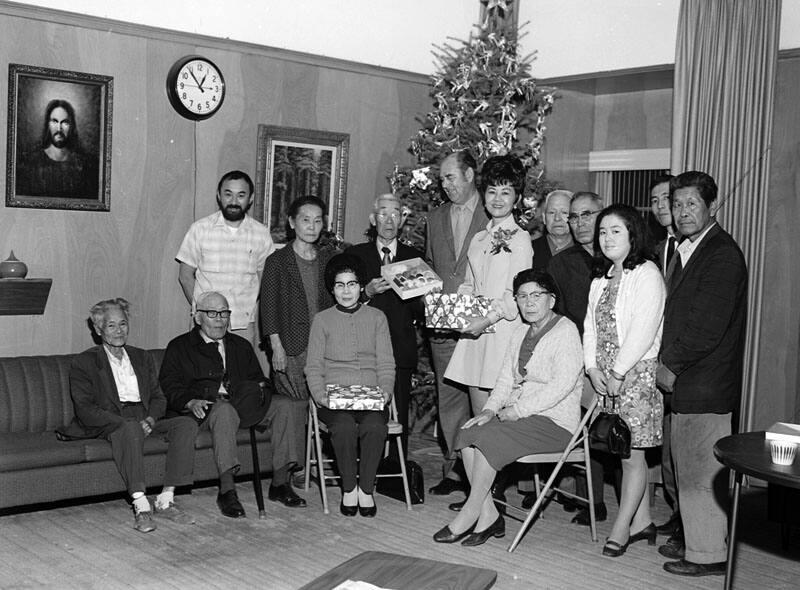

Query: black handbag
[376,458,424,504]
[589,396,632,459]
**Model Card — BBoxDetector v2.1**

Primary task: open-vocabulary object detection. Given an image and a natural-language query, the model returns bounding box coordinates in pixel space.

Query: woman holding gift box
[444,155,534,414]
[305,254,395,517]
[434,269,583,545]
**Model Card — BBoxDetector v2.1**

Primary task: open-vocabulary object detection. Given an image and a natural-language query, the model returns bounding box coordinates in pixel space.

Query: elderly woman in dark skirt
[433,268,584,546]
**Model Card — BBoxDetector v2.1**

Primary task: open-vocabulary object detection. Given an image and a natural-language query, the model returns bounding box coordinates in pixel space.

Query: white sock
[155,490,174,510]
[357,487,374,507]
[342,488,358,506]
[132,494,150,513]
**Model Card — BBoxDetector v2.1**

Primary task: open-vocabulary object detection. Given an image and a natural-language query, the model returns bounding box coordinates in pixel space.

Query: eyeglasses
[198,309,231,319]
[375,211,402,221]
[567,210,599,225]
[515,291,551,302]
[333,281,360,290]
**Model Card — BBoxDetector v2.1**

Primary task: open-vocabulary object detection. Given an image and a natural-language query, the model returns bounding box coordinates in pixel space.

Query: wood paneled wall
[0,6,429,356]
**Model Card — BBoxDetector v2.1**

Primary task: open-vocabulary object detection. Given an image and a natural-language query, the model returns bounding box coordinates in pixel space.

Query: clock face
[167,56,225,120]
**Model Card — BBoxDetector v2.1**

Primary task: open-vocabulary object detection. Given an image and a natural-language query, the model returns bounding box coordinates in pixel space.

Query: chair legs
[249,426,267,519]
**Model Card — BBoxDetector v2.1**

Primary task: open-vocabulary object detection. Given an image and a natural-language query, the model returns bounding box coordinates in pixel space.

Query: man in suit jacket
[425,151,488,496]
[345,193,423,453]
[648,173,683,542]
[531,189,574,270]
[657,171,747,578]
[69,298,198,533]
[160,291,307,519]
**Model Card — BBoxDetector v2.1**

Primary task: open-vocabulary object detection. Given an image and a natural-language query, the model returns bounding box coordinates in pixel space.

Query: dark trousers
[661,397,678,511]
[106,404,197,495]
[317,406,388,493]
[393,367,413,456]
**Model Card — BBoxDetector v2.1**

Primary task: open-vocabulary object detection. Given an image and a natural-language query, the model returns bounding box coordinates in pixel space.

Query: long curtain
[670,0,781,431]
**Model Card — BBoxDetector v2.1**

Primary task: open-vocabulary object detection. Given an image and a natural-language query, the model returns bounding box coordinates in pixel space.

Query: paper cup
[770,441,797,465]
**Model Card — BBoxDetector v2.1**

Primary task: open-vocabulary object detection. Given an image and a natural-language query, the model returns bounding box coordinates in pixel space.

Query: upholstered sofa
[0,349,272,511]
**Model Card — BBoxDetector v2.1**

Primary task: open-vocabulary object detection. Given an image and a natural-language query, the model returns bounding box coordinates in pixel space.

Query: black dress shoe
[358,504,377,518]
[628,523,657,546]
[429,478,465,495]
[663,559,726,577]
[433,523,475,543]
[217,490,246,518]
[448,499,466,512]
[268,484,307,508]
[572,502,607,525]
[340,500,358,517]
[656,512,682,536]
[555,492,580,512]
[461,515,505,547]
[658,532,686,559]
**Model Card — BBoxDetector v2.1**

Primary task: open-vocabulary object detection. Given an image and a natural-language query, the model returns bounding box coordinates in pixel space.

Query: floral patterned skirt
[597,358,663,448]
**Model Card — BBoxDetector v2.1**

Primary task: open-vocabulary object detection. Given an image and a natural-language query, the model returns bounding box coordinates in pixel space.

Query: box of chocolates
[380,257,442,300]
[326,384,386,411]
[424,292,496,333]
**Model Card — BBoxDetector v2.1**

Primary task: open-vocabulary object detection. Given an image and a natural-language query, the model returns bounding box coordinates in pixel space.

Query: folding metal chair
[304,396,412,513]
[505,396,599,552]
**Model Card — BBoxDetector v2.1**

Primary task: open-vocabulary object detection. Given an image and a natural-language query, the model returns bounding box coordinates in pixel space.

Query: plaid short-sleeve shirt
[176,211,274,329]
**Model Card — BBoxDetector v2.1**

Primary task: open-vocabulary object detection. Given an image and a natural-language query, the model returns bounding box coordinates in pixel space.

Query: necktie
[664,236,676,274]
[381,247,392,266]
[453,205,468,254]
[666,249,683,290]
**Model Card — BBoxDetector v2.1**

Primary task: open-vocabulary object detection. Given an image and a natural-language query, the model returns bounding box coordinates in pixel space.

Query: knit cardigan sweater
[583,260,665,377]
[483,316,583,433]
[304,305,395,405]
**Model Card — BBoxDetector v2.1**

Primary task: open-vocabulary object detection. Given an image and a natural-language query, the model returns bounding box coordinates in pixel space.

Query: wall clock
[166,55,226,120]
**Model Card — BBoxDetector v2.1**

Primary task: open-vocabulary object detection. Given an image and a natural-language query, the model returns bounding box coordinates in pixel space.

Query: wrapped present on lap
[424,292,496,333]
[381,257,442,300]
[327,384,386,411]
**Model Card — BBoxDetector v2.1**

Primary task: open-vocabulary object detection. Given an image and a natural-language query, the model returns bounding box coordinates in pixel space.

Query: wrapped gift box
[424,292,496,333]
[327,384,385,411]
[380,257,442,300]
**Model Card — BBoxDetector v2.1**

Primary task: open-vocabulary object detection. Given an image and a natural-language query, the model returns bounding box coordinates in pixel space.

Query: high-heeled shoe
[433,523,475,543]
[628,523,657,546]
[602,538,629,557]
[461,515,505,547]
[340,500,358,517]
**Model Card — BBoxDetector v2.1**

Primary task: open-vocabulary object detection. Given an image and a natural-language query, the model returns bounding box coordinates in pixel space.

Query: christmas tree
[390,0,558,249]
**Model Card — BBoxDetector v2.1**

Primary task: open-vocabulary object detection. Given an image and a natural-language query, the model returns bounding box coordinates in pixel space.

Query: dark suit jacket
[345,241,424,369]
[69,345,165,438]
[159,327,265,415]
[425,199,487,293]
[547,245,594,338]
[660,224,748,414]
[260,242,336,356]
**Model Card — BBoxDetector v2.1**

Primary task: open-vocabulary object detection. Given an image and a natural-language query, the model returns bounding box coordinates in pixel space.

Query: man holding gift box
[426,151,489,497]
[345,193,424,454]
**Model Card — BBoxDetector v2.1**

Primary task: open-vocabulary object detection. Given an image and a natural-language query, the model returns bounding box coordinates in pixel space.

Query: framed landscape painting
[254,125,349,245]
[6,63,113,211]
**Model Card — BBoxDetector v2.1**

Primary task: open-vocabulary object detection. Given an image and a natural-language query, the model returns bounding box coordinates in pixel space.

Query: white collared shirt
[677,221,717,267]
[375,239,398,262]
[104,346,140,403]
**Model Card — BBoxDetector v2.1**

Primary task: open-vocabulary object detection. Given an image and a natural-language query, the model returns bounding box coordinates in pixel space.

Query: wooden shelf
[0,279,53,315]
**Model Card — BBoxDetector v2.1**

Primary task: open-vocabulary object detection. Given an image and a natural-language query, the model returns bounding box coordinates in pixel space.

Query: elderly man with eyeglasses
[344,193,424,455]
[159,291,307,518]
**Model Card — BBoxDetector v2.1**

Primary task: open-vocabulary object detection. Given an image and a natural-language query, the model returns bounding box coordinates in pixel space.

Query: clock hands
[198,73,208,93]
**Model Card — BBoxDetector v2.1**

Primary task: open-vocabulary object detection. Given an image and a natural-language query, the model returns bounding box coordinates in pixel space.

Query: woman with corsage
[583,203,665,557]
[444,155,534,414]
[434,269,583,546]
[304,254,395,517]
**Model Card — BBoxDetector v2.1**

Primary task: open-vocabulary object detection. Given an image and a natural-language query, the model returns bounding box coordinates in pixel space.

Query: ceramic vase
[0,251,28,278]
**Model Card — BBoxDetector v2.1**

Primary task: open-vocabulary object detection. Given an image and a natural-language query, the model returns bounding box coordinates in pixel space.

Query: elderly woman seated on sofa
[67,297,198,533]
[433,269,584,546]
[304,253,395,518]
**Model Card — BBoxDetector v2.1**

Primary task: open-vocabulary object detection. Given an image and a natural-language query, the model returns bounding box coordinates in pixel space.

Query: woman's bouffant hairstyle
[479,155,526,195]
[513,268,561,308]
[324,253,366,293]
[591,203,655,278]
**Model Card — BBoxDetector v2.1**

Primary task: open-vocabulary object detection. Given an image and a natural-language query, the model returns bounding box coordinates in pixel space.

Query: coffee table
[299,550,497,590]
